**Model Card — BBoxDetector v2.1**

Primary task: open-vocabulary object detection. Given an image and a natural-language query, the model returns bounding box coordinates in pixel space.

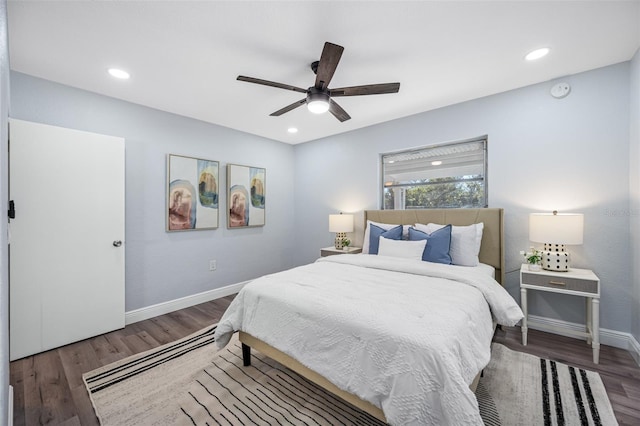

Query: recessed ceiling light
[431,161,442,166]
[525,48,550,61]
[108,68,130,79]
[287,127,298,134]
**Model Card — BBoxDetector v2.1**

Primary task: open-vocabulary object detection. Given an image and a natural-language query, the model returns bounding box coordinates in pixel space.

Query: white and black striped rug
[478,343,617,426]
[83,325,617,425]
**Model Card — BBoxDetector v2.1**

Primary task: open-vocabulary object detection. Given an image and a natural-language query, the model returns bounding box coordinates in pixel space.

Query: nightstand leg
[592,298,600,364]
[521,288,528,346]
[586,298,592,345]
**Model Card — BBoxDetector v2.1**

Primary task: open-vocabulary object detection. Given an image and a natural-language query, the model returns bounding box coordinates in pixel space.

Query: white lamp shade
[529,213,584,245]
[329,214,354,233]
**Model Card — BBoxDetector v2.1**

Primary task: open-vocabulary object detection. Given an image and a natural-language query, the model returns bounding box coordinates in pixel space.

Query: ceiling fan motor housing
[307,87,330,101]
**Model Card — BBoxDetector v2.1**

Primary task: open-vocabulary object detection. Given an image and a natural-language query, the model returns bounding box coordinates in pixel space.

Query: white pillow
[362,220,411,253]
[414,222,484,266]
[377,236,426,261]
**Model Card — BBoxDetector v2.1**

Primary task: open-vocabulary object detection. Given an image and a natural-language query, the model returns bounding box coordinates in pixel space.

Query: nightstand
[520,264,600,363]
[320,246,362,257]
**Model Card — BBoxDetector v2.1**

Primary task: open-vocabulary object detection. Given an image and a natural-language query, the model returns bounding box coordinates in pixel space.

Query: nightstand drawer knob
[549,280,566,286]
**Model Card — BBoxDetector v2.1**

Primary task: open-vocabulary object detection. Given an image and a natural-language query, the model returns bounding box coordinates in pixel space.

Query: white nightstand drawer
[521,272,598,294]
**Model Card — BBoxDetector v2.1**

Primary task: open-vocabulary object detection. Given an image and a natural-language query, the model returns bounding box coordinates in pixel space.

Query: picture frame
[227,163,266,228]
[167,154,219,231]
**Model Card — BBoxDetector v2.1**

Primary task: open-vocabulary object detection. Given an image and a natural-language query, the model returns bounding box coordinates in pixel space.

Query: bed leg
[242,343,251,366]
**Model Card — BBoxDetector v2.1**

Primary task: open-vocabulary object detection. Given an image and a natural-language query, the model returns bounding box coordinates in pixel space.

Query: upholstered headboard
[364,209,505,285]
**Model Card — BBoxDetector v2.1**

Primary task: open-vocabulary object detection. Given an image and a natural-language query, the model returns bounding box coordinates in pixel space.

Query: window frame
[379,136,488,210]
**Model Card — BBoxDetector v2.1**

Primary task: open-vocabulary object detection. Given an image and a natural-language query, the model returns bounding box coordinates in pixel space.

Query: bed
[214,208,523,425]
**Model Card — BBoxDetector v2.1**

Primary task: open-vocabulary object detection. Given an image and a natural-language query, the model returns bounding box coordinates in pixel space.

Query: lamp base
[334,232,347,250]
[541,243,570,272]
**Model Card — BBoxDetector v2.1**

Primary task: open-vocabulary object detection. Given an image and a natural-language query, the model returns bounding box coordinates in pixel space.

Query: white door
[9,119,125,360]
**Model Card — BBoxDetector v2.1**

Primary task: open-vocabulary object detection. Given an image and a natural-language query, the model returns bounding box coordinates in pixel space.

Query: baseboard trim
[125,281,249,325]
[528,314,640,366]
[629,333,640,366]
[8,385,13,426]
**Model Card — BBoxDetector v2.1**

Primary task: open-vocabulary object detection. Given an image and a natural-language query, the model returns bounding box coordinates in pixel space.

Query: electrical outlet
[209,260,217,271]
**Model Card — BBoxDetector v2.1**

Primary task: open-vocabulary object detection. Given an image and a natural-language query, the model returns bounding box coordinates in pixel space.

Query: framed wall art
[167,154,219,231]
[227,163,266,228]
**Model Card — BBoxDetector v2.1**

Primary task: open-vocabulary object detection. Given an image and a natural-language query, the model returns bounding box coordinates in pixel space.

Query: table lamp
[529,211,584,271]
[329,213,353,250]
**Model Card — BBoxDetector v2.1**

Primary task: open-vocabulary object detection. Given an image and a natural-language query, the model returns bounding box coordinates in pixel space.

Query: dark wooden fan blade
[330,83,400,97]
[315,42,344,91]
[329,99,351,122]
[270,98,307,116]
[237,76,307,94]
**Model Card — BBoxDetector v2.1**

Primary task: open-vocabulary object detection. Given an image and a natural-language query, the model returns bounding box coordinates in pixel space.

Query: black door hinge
[8,200,15,219]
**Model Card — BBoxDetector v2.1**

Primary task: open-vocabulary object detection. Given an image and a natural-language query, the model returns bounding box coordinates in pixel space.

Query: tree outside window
[382,139,487,210]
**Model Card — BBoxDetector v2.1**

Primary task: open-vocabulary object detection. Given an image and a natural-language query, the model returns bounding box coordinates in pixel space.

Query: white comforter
[214,255,523,425]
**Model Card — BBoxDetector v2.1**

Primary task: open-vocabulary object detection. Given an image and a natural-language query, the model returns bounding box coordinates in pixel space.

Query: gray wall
[631,47,640,347]
[9,72,297,312]
[0,1,9,422]
[5,53,637,367]
[294,62,633,335]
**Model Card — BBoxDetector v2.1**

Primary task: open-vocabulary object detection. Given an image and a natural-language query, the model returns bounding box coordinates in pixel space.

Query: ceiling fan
[237,42,400,122]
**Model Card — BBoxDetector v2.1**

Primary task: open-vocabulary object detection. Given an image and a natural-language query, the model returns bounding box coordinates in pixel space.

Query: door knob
[113,240,123,247]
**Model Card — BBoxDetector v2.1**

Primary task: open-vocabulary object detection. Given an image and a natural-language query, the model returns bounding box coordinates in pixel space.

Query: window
[381,137,487,209]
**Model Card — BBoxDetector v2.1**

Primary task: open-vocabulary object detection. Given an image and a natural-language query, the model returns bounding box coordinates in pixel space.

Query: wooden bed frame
[239,208,505,423]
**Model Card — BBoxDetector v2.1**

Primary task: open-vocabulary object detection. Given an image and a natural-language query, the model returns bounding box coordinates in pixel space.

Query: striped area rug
[479,344,618,426]
[83,325,618,425]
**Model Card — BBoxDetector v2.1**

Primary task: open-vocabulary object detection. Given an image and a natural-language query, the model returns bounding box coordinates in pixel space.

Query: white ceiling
[7,1,640,145]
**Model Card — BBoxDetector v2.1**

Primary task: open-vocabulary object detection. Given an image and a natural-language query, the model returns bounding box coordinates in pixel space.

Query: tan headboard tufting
[364,209,505,285]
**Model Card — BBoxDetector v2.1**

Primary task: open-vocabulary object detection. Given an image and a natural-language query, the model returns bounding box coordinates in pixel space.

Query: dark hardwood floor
[10,296,640,425]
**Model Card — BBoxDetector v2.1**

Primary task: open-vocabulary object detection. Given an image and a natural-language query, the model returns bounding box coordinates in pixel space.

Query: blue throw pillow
[369,224,403,255]
[408,225,453,264]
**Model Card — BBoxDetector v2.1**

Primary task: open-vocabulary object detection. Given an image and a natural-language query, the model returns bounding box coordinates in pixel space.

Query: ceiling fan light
[307,100,330,114]
[307,90,330,114]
